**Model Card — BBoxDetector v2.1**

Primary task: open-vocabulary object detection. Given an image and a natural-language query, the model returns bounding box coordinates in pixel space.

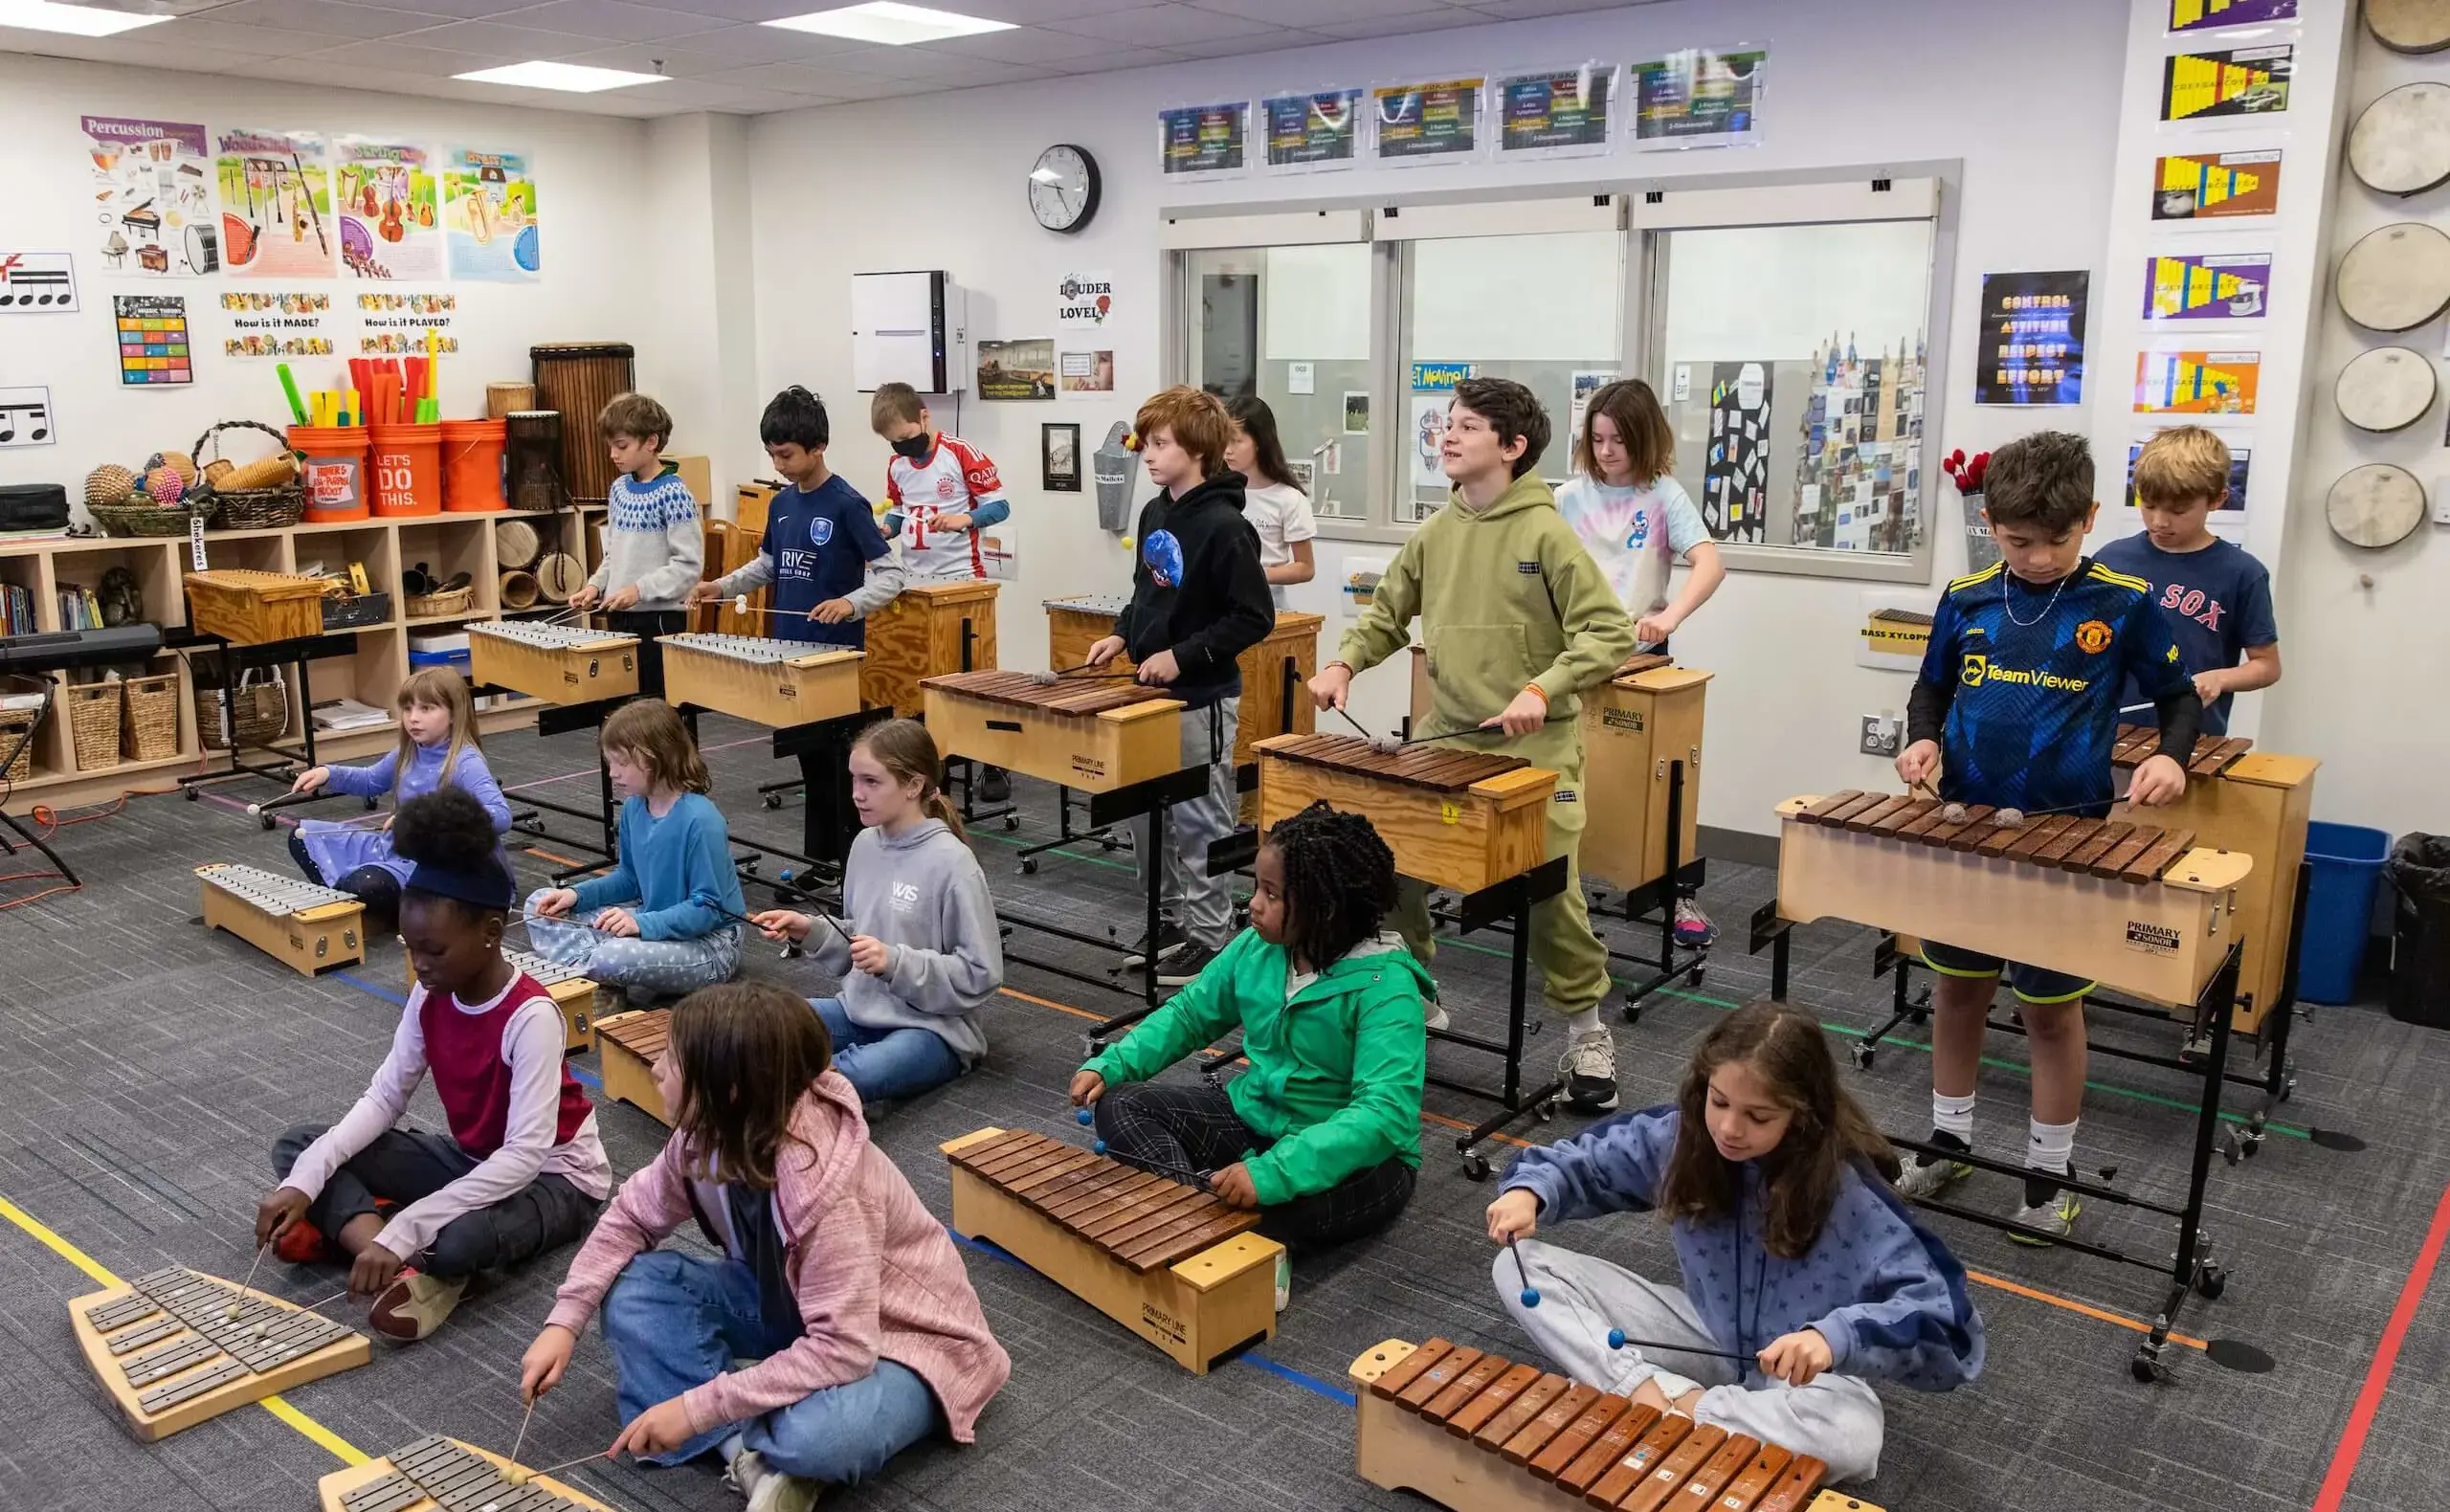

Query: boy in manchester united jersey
[1892,431,2201,1242]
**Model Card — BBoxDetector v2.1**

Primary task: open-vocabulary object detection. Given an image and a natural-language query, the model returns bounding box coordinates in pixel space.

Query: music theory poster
[1261,90,1362,170]
[214,130,333,280]
[1498,65,1617,158]
[114,295,192,386]
[0,253,78,313]
[333,140,442,281]
[2160,44,2292,122]
[444,148,542,282]
[2127,436,2249,518]
[1159,102,1248,176]
[1631,45,1766,149]
[2134,348,2260,414]
[0,386,54,449]
[2169,0,2295,31]
[1373,79,1484,163]
[83,117,213,278]
[2151,148,2283,221]
[1975,271,2087,406]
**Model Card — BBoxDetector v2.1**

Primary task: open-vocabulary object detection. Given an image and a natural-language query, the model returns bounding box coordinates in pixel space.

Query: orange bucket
[288,424,370,522]
[440,418,507,513]
[367,422,443,517]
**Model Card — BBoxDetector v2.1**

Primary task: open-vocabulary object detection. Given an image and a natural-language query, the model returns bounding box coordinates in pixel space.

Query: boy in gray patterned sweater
[571,391,702,702]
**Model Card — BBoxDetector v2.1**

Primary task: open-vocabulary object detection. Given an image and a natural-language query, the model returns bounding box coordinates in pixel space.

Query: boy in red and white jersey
[871,383,1013,582]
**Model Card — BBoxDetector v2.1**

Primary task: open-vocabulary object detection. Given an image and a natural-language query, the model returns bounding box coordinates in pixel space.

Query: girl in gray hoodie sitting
[751,720,1001,1105]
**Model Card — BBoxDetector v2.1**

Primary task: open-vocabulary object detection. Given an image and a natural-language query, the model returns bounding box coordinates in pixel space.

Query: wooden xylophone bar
[922,669,1184,794]
[924,669,1172,717]
[947,1128,1258,1272]
[2112,723,2255,778]
[594,1008,670,1123]
[1793,791,2196,884]
[1262,733,1529,794]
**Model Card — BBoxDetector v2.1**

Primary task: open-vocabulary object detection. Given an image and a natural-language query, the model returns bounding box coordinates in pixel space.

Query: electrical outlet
[1860,714,1903,758]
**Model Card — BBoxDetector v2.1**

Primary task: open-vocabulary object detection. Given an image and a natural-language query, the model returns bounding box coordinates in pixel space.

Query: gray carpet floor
[0,710,2440,1512]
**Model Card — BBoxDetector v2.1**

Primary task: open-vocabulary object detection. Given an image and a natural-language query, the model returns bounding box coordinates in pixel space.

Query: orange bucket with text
[440,418,507,513]
[367,422,442,517]
[287,424,370,522]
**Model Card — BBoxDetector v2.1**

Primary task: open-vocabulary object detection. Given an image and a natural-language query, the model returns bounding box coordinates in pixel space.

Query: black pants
[287,830,403,934]
[1092,1080,1416,1254]
[273,1123,600,1278]
[606,609,689,704]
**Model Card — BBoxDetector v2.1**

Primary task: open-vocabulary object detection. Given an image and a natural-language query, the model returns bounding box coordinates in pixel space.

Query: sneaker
[2011,1183,2082,1246]
[1156,941,1222,987]
[1274,1251,1291,1314]
[273,1219,328,1266]
[1895,1151,1974,1202]
[1424,996,1451,1032]
[725,1449,821,1512]
[1120,919,1188,967]
[978,766,1012,805]
[1672,898,1719,948]
[1560,1028,1619,1112]
[367,1269,467,1342]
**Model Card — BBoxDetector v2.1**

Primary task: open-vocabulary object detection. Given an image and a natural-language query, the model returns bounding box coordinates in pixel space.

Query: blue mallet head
[1608,1328,1627,1350]
[1093,1140,1108,1154]
[1075,1107,1094,1125]
[1520,1286,1541,1308]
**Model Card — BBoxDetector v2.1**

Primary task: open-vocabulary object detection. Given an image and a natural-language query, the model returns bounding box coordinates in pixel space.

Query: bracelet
[1522,682,1548,704]
[1325,660,1353,676]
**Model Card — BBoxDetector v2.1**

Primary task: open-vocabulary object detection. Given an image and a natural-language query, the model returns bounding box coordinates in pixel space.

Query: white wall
[746,0,2134,839]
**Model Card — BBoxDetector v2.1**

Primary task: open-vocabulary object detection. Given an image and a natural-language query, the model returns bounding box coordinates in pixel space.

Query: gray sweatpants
[1135,696,1240,949]
[1494,1238,1885,1483]
[522,890,742,1001]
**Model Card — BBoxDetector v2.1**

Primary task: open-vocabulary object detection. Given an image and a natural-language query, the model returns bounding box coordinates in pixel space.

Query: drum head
[2350,81,2450,196]
[185,222,219,275]
[2327,463,2427,548]
[2367,0,2450,53]
[2337,221,2450,330]
[2335,345,2439,431]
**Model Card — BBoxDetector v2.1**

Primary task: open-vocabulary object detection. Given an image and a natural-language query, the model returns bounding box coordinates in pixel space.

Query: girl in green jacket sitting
[1069,802,1428,1274]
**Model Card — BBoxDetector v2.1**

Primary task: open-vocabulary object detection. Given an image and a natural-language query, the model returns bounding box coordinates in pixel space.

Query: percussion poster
[0,386,54,449]
[1631,45,1766,149]
[113,295,192,386]
[2133,348,2260,414]
[1497,65,1617,158]
[2143,252,2271,320]
[1158,102,1248,176]
[1373,79,1484,163]
[2160,44,2292,122]
[2150,148,2283,221]
[0,253,78,313]
[2170,0,2296,32]
[333,140,441,281]
[1260,90,1362,171]
[219,291,339,359]
[1974,271,2087,406]
[213,130,333,280]
[1701,361,1772,543]
[443,148,541,282]
[82,117,212,278]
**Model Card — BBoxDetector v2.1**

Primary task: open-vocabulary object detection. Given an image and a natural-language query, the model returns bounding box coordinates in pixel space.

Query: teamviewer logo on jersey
[1960,654,1987,688]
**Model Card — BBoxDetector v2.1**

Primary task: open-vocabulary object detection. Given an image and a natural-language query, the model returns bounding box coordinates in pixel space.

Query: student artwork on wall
[1702,361,1771,542]
[1570,369,1615,439]
[114,295,192,385]
[0,387,54,449]
[1343,391,1370,434]
[2151,148,2283,221]
[1373,79,1484,164]
[2134,348,2261,413]
[1261,89,1362,171]
[214,130,332,279]
[83,117,213,278]
[1497,64,1617,159]
[1974,271,2087,406]
[979,523,1018,581]
[2160,44,2292,123]
[1043,423,1081,492]
[1630,45,1766,150]
[334,140,441,281]
[1159,102,1249,176]
[1409,393,1451,492]
[220,291,338,358]
[2170,0,2295,31]
[0,253,78,313]
[443,149,541,282]
[977,339,1056,400]
[2143,252,2271,320]
[1798,336,1926,553]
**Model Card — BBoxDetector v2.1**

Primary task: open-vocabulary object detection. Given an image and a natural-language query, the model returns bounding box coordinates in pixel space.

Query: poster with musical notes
[443,148,541,282]
[333,139,441,281]
[114,296,193,386]
[214,129,334,279]
[0,387,53,448]
[82,117,213,278]
[0,254,78,313]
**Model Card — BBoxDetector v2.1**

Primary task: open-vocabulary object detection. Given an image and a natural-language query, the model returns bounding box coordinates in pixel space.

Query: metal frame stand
[176,631,360,799]
[1427,855,1575,1180]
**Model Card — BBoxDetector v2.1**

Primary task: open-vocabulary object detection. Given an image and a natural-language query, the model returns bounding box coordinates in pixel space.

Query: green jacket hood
[1444,469,1559,523]
[1296,932,1435,1007]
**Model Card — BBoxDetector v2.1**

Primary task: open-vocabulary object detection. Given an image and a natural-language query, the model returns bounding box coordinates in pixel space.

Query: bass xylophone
[1350,1338,1879,1512]
[319,1434,626,1512]
[466,620,639,705]
[1577,656,1713,893]
[661,632,861,728]
[198,861,365,975]
[1255,733,1555,895]
[863,578,999,718]
[593,1008,670,1124]
[922,670,1183,793]
[71,1266,368,1441]
[1777,791,2252,1006]
[942,1127,1281,1373]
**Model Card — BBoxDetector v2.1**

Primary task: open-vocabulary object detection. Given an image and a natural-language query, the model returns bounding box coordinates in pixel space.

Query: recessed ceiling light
[453,60,672,93]
[764,3,1013,46]
[0,1,170,37]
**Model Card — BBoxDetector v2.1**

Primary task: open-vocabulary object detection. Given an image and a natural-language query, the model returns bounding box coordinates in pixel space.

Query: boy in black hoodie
[1086,386,1274,983]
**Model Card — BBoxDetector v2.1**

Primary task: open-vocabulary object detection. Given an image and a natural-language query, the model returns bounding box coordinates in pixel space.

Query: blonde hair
[394,667,479,784]
[853,718,963,839]
[2132,426,2231,509]
[601,699,711,796]
[1574,380,1675,487]
[869,383,926,433]
[1134,386,1235,478]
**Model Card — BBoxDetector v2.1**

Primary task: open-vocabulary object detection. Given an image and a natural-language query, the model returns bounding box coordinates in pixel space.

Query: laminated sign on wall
[1056,271,1114,330]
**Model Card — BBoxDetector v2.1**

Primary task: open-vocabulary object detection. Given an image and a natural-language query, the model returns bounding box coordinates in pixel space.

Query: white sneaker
[725,1449,820,1512]
[1560,1028,1618,1111]
[2011,1187,2082,1246]
[1424,996,1451,1032]
[1895,1152,1973,1202]
[1274,1251,1291,1313]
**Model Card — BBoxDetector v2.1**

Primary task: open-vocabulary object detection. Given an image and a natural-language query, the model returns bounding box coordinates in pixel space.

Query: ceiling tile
[701,61,908,97]
[1194,0,1456,21]
[1463,0,1655,16]
[1042,42,1182,73]
[1310,8,1490,37]
[907,23,1110,64]
[388,18,599,55]
[931,0,1167,20]
[1043,3,1275,47]
[1153,30,1331,58]
[6,35,261,73]
[601,22,883,65]
[618,0,846,17]
[353,0,523,18]
[139,16,350,56]
[286,37,503,74]
[851,49,1044,85]
[489,0,734,43]
[185,0,445,40]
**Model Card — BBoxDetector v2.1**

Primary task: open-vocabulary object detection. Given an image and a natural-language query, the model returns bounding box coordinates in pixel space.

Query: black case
[0,483,69,531]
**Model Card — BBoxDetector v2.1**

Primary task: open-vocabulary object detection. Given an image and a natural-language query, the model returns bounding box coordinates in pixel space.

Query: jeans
[811,998,964,1104]
[1134,696,1240,949]
[271,1124,600,1278]
[598,1249,945,1480]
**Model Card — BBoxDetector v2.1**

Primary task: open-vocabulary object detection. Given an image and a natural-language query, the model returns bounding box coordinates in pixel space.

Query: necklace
[2001,567,2069,629]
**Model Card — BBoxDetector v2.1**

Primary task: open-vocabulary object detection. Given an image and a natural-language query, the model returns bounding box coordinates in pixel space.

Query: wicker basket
[66,681,122,771]
[90,497,219,538]
[199,673,287,752]
[0,706,36,783]
[122,673,181,762]
[194,420,306,530]
[406,585,477,618]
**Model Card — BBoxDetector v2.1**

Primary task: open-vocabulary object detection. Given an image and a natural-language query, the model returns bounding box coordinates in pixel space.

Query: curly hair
[761,385,830,451]
[390,787,511,917]
[1265,801,1397,972]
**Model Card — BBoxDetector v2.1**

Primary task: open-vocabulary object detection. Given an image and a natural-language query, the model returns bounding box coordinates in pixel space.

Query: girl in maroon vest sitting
[256,788,612,1342]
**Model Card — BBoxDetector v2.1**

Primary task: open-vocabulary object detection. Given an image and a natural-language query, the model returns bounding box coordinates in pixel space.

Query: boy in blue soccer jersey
[1891,431,2201,1242]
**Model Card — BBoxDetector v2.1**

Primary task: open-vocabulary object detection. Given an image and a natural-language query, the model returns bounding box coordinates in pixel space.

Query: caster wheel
[2281,1076,2297,1103]
[1004,815,1018,832]
[1851,1041,1876,1071]
[1535,1099,1557,1123]
[2243,1131,2263,1159]
[1020,858,1039,876]
[1622,999,1645,1026]
[1461,1153,1492,1183]
[2195,1266,2227,1301]
[763,794,782,810]
[1685,967,1705,987]
[259,815,276,831]
[2129,1352,2160,1384]
[184,788,199,802]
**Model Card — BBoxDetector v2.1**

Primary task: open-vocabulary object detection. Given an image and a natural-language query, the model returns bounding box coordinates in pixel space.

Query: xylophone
[404,948,598,1053]
[593,1008,670,1124]
[864,578,999,718]
[661,632,861,728]
[1349,1338,1879,1512]
[466,620,640,705]
[1255,733,1555,895]
[2111,725,2316,1034]
[318,1434,625,1512]
[942,1127,1281,1373]
[71,1266,368,1441]
[185,567,336,645]
[199,862,365,975]
[1578,656,1713,893]
[1777,791,2253,1006]
[922,669,1183,794]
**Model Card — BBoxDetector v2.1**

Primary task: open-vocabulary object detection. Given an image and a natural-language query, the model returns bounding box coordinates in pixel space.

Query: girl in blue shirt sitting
[524,699,745,1003]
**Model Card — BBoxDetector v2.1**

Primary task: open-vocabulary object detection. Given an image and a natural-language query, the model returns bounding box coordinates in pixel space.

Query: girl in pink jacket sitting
[519,982,1010,1510]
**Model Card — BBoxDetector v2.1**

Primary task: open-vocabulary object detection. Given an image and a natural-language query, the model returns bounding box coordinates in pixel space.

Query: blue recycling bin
[2299,821,2390,1005]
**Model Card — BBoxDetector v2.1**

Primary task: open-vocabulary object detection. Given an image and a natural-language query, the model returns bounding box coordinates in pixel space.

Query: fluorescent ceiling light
[764,3,1013,45]
[0,1,170,37]
[454,60,671,92]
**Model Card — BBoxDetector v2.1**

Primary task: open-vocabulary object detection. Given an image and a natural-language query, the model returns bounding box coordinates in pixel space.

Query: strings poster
[1975,271,2087,406]
[83,117,213,278]
[214,129,333,279]
[443,148,541,282]
[334,140,442,281]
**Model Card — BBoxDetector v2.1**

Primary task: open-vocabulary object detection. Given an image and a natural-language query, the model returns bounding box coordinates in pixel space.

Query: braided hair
[1264,801,1397,972]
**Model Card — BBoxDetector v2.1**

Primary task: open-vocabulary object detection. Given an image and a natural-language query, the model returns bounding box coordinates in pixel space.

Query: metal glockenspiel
[327,1434,623,1512]
[198,863,360,915]
[73,1266,368,1440]
[197,863,367,975]
[466,619,641,705]
[660,632,862,728]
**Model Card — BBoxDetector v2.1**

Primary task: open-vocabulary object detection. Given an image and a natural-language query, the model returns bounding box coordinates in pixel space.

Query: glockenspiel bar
[387,1434,590,1512]
[140,1358,249,1413]
[87,1292,162,1332]
[343,1473,428,1512]
[504,949,586,987]
[199,864,359,917]
[107,1313,185,1354]
[665,632,828,665]
[467,620,639,651]
[1042,594,1131,614]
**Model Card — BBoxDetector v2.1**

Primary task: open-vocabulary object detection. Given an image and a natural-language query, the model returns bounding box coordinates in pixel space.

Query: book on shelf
[309,697,391,733]
[0,583,33,635]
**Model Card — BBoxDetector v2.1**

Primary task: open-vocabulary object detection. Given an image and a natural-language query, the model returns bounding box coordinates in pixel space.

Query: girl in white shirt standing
[1226,396,1318,609]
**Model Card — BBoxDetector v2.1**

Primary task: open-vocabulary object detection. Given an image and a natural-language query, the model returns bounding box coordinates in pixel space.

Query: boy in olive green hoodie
[1310,377,1637,1113]
[1071,803,1425,1284]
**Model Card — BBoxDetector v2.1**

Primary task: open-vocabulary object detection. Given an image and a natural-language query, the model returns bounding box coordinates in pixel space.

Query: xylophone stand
[770,704,891,871]
[501,692,631,871]
[1426,854,1573,1180]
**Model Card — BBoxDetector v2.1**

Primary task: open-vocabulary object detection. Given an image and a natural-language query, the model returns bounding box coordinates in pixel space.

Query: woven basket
[66,682,122,771]
[194,420,306,530]
[200,675,287,751]
[121,673,181,762]
[0,706,36,784]
[406,585,477,618]
[90,497,219,538]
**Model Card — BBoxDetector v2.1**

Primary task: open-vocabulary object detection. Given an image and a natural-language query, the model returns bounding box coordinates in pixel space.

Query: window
[1185,242,1372,520]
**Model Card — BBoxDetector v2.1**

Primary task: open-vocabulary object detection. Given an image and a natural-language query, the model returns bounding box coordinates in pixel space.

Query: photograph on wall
[334,140,441,281]
[2160,44,2291,122]
[1631,45,1766,149]
[1373,78,1484,163]
[1058,349,1114,392]
[2134,348,2261,414]
[1570,369,1616,438]
[2127,436,2249,515]
[1055,270,1114,331]
[1261,89,1362,170]
[214,130,332,279]
[2151,148,2283,221]
[1498,64,1617,158]
[0,253,78,313]
[1343,390,1370,433]
[83,117,213,278]
[2170,0,2296,31]
[2143,251,2271,320]
[1409,393,1451,491]
[0,386,54,449]
[1797,335,1926,552]
[220,291,338,358]
[1043,423,1081,493]
[977,338,1056,400]
[1975,270,2087,406]
[443,148,541,282]
[358,291,457,354]
[114,295,192,386]
[1701,361,1772,542]
[1159,101,1248,176]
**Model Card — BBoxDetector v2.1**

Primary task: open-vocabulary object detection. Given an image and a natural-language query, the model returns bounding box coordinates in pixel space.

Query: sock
[719,1433,748,1470]
[1919,1092,1976,1165]
[2024,1117,2078,1206]
[1564,1008,1604,1037]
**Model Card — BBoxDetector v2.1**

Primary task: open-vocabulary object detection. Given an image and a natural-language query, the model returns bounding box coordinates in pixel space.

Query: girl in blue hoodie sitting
[1486,1002,1982,1483]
